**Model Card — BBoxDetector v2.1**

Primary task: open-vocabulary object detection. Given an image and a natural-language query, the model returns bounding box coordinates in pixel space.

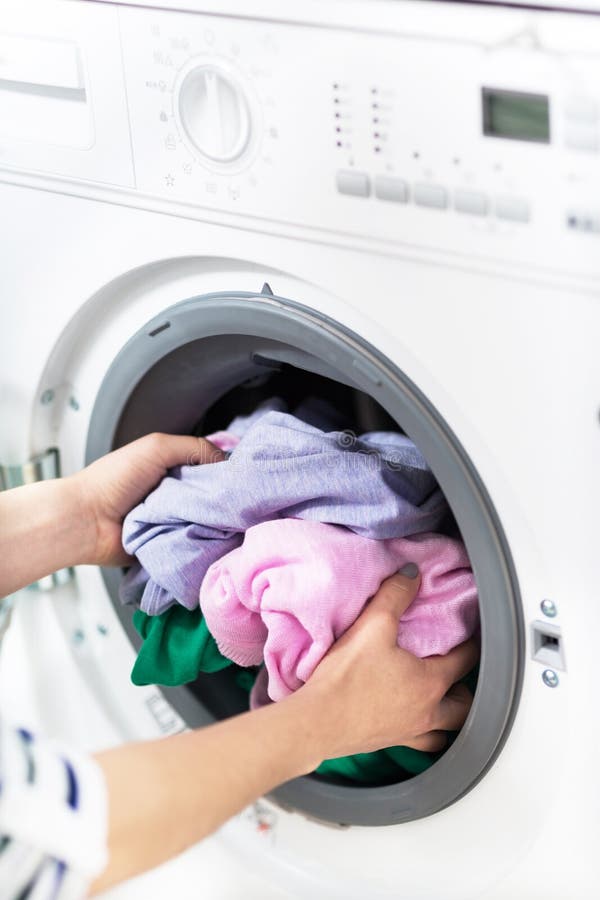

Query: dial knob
[177,64,250,163]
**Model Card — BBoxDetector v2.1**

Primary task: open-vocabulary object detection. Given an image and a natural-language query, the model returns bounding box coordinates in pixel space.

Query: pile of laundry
[121,398,480,785]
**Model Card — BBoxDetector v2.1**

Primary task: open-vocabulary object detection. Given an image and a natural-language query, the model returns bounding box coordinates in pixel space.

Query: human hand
[298,565,478,760]
[71,433,223,568]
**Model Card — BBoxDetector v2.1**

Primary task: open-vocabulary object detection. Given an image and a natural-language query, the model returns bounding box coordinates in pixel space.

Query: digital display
[482,87,550,144]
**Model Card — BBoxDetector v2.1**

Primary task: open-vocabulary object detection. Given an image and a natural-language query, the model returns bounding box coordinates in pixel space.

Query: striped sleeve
[0,717,108,900]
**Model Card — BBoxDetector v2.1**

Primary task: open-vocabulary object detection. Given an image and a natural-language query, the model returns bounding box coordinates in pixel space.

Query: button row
[566,211,600,234]
[336,171,530,222]
[564,95,599,125]
[565,123,599,153]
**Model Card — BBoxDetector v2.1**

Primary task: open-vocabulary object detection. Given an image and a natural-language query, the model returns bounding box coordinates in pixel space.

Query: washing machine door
[85,287,523,829]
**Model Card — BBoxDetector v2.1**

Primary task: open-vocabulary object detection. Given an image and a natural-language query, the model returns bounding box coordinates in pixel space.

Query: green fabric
[316,745,434,783]
[131,607,232,686]
[131,608,439,785]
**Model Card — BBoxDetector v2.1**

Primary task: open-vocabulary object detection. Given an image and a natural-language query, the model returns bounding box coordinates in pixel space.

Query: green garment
[131,607,231,686]
[316,745,434,783]
[131,608,436,785]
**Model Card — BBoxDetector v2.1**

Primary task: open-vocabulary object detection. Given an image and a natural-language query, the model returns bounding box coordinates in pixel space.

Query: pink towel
[199,519,479,703]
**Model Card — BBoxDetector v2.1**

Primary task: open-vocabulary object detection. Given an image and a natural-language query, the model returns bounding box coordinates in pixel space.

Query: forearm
[91,689,329,894]
[0,477,94,596]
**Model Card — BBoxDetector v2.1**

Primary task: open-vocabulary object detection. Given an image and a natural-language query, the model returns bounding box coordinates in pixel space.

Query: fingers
[191,437,226,466]
[406,731,448,753]
[145,433,224,468]
[433,683,473,732]
[367,565,421,626]
[425,638,479,692]
[407,685,473,751]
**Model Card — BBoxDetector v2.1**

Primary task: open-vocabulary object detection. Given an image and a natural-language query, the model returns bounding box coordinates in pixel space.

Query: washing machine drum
[86,289,523,828]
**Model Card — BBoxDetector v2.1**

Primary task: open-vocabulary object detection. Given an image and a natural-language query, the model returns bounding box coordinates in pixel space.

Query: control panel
[115,4,600,275]
[3,1,600,276]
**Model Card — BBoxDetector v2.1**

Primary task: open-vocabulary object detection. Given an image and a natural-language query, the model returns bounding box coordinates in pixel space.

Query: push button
[495,196,530,223]
[565,125,599,153]
[374,175,409,203]
[564,96,599,124]
[566,211,600,234]
[454,189,488,216]
[336,170,371,197]
[413,183,447,209]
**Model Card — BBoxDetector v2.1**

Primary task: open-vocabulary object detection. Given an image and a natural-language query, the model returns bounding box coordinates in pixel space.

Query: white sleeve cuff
[0,720,109,881]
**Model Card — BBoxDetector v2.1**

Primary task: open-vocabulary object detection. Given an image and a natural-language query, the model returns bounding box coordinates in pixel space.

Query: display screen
[482,87,550,143]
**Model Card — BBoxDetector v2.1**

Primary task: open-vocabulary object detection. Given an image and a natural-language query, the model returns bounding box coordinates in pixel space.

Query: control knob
[177,64,251,163]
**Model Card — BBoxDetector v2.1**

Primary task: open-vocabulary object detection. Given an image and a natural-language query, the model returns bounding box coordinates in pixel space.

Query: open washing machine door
[85,286,522,828]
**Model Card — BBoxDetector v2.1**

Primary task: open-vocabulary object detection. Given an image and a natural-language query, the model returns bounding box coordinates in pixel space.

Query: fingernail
[399,562,419,579]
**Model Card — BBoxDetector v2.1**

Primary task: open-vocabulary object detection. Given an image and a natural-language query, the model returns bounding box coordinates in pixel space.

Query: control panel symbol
[261,34,279,54]
[171,36,190,52]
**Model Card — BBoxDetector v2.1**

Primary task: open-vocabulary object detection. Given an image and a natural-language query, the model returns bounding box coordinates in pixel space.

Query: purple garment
[227,395,351,437]
[226,397,288,437]
[121,411,447,615]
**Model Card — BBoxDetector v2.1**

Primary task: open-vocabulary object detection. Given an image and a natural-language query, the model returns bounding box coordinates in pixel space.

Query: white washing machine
[1,0,599,896]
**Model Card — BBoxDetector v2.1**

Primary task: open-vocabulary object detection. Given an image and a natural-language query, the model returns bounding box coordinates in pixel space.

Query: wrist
[269,686,337,777]
[0,475,98,596]
[63,473,98,566]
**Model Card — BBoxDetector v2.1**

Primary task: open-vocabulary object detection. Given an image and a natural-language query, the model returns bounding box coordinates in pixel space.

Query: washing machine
[1,0,599,897]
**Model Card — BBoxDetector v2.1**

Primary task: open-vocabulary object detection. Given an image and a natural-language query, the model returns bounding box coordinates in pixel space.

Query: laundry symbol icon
[171,36,190,51]
[246,801,277,839]
[165,133,177,150]
[165,174,175,187]
[182,161,192,175]
[159,111,168,123]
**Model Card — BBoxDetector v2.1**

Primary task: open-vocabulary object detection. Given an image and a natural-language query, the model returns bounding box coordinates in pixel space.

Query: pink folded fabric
[206,431,241,452]
[199,519,479,703]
